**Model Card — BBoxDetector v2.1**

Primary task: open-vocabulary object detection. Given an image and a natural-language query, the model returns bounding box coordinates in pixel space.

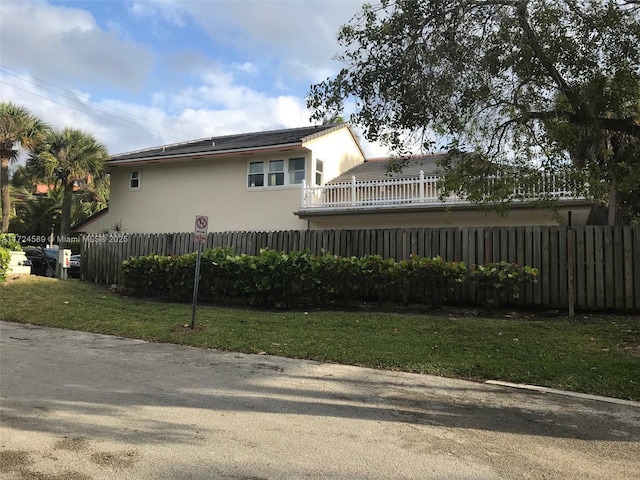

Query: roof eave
[107,142,304,167]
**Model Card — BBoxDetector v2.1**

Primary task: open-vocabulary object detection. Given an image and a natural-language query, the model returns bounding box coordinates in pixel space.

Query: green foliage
[0,247,9,282]
[122,248,538,311]
[308,0,640,223]
[28,127,108,246]
[1,102,50,233]
[469,262,539,312]
[399,255,467,307]
[0,233,22,251]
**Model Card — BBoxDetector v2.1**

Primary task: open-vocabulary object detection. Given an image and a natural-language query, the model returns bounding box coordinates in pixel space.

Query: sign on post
[191,215,208,329]
[194,215,208,243]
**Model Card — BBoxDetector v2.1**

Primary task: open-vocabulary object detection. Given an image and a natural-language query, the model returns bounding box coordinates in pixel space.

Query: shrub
[0,247,10,283]
[121,248,537,311]
[0,234,22,251]
[399,255,467,307]
[469,261,539,311]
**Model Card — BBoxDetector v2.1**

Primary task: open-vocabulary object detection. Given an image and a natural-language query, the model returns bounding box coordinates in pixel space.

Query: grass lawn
[1,276,638,401]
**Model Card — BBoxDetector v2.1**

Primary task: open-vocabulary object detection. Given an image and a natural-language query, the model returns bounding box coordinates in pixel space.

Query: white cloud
[0,0,388,159]
[180,0,363,83]
[127,0,189,27]
[235,62,258,75]
[0,1,154,92]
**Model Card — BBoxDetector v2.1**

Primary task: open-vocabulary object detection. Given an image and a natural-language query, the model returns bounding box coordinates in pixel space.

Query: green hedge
[0,247,10,283]
[0,233,22,251]
[469,261,539,311]
[121,248,537,309]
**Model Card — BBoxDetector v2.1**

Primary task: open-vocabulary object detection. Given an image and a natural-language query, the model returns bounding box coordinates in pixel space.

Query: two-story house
[74,123,593,234]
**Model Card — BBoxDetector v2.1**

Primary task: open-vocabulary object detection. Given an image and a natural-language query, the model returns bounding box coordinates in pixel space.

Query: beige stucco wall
[302,127,364,184]
[304,204,593,230]
[92,151,314,234]
[80,127,367,235]
[76,210,114,234]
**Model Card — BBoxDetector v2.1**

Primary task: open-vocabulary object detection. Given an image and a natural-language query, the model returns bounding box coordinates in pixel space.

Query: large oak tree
[308,0,640,224]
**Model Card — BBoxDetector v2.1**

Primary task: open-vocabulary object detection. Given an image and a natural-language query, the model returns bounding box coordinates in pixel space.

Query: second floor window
[248,157,306,188]
[288,157,305,184]
[269,160,285,186]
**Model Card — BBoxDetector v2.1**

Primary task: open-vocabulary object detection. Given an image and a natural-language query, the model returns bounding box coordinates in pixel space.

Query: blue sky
[0,0,388,157]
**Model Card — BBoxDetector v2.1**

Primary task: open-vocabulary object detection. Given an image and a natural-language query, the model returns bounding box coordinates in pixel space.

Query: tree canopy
[28,127,108,248]
[0,102,49,232]
[308,0,640,223]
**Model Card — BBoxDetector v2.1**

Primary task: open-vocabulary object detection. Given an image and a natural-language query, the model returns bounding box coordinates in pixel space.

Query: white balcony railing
[300,171,581,211]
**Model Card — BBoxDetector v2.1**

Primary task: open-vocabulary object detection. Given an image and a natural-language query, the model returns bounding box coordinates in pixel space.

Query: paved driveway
[1,321,639,479]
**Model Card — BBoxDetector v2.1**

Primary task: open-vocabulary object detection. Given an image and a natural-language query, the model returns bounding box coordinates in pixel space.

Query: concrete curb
[485,380,640,407]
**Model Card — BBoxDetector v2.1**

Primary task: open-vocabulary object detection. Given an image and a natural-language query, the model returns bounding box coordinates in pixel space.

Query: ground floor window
[129,170,140,190]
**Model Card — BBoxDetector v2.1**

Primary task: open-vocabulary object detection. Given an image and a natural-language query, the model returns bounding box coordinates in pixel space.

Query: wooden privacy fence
[81,226,640,312]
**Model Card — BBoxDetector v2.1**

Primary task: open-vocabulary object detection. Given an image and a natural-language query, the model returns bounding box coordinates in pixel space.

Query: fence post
[567,227,575,317]
[419,171,425,202]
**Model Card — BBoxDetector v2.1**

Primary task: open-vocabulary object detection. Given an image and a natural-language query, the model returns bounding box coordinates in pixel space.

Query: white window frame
[288,157,306,185]
[268,159,285,186]
[247,157,307,188]
[248,161,265,187]
[129,169,141,190]
[314,158,324,186]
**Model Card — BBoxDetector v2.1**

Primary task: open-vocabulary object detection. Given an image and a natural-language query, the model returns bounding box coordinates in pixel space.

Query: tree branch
[514,1,587,113]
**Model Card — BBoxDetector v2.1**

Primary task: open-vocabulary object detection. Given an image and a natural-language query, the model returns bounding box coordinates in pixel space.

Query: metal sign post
[191,215,208,329]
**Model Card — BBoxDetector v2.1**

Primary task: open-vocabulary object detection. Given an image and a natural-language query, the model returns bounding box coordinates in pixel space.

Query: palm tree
[0,102,49,232]
[10,188,62,240]
[29,127,108,248]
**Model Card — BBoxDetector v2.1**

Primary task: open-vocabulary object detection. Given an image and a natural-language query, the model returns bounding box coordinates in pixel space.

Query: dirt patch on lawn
[172,323,207,335]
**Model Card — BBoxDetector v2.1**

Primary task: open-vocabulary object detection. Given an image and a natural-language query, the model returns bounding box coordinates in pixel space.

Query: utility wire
[0,65,196,142]
[1,79,188,145]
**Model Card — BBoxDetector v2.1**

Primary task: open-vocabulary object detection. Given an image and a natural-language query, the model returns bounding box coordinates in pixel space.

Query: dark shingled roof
[328,154,448,184]
[109,124,344,162]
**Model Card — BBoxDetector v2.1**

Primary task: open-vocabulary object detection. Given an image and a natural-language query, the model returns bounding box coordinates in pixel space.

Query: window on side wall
[288,157,305,184]
[248,162,264,187]
[268,160,284,186]
[315,159,324,186]
[129,170,140,190]
[247,157,306,188]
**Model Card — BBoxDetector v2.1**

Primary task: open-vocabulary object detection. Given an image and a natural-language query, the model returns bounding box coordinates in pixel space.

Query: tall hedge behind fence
[81,226,640,312]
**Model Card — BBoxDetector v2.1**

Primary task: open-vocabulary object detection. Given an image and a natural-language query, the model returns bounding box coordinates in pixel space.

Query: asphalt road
[1,321,639,480]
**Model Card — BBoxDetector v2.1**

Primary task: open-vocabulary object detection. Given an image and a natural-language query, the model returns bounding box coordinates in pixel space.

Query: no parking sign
[191,215,208,329]
[194,215,208,243]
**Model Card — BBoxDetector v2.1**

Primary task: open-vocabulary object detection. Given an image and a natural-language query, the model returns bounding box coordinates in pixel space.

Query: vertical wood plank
[623,227,634,310]
[547,228,558,306]
[533,226,542,305]
[541,227,551,306]
[613,227,625,310]
[594,227,605,308]
[634,227,640,310]
[558,227,567,307]
[604,227,615,308]
[575,227,586,308]
[585,226,595,308]
[567,228,575,316]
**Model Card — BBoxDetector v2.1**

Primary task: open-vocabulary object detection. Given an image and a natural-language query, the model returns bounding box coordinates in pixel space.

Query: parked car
[23,247,58,277]
[69,254,81,278]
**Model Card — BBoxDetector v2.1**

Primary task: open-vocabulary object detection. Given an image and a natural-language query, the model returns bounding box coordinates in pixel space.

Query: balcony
[300,171,583,212]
